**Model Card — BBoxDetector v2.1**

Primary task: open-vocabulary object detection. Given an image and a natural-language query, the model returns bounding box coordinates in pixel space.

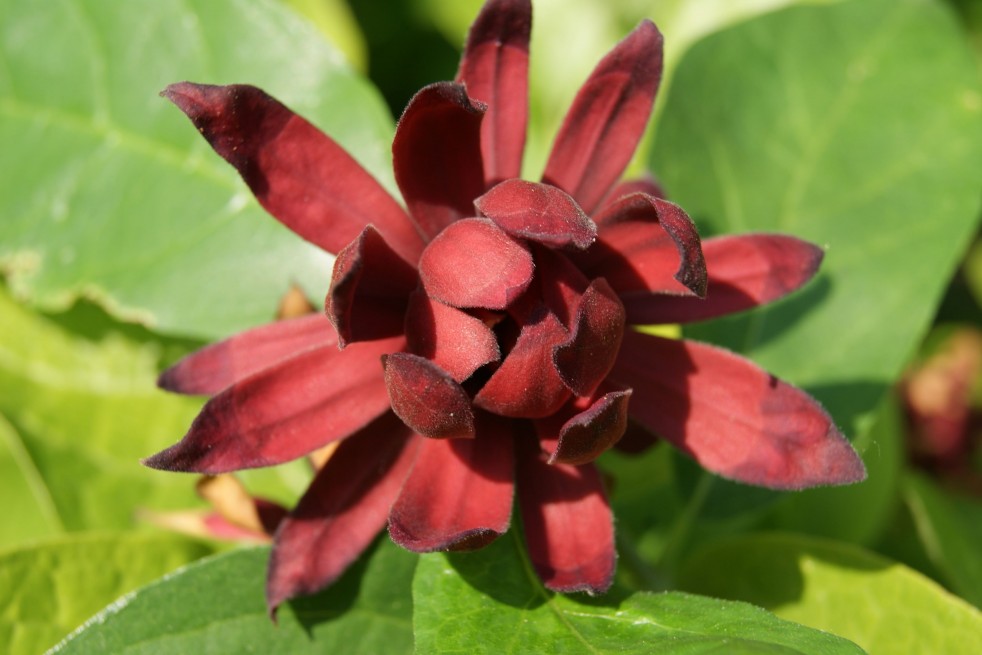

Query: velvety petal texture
[266,416,417,614]
[393,82,486,238]
[553,278,626,397]
[542,21,663,213]
[326,226,419,347]
[547,386,632,465]
[162,83,423,264]
[622,234,823,324]
[457,0,531,184]
[389,420,514,551]
[613,331,867,490]
[145,336,404,473]
[476,179,597,249]
[419,218,535,309]
[383,353,476,439]
[158,313,335,396]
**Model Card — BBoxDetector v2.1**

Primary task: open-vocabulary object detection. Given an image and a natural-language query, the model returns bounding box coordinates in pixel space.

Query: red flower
[146,0,865,612]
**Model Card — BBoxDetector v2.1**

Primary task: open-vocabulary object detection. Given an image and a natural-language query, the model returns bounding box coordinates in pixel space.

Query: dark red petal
[612,419,660,454]
[392,82,486,239]
[548,387,632,465]
[612,331,867,490]
[517,451,615,594]
[405,289,500,382]
[389,417,514,551]
[162,83,423,263]
[533,246,590,326]
[541,21,663,213]
[419,218,534,309]
[326,226,419,348]
[553,278,626,397]
[457,0,531,184]
[600,175,666,205]
[623,234,824,324]
[581,193,706,298]
[476,179,597,249]
[266,416,417,614]
[143,336,404,473]
[158,313,336,395]
[383,353,475,439]
[474,306,571,418]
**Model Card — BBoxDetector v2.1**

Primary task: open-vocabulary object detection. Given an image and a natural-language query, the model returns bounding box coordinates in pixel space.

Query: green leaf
[903,472,982,607]
[678,533,982,655]
[0,532,211,655]
[0,0,395,340]
[651,0,982,435]
[414,530,865,654]
[52,538,416,655]
[0,411,62,545]
[281,0,368,71]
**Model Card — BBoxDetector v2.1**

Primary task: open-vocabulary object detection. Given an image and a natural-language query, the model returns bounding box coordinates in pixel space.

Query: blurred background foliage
[0,0,980,653]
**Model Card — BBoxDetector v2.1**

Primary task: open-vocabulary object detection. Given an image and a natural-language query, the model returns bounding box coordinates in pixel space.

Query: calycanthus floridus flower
[145,0,866,613]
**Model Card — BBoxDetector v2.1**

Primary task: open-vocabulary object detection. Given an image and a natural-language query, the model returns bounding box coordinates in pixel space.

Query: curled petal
[143,336,404,473]
[581,193,706,298]
[405,289,500,382]
[159,313,336,395]
[266,416,417,614]
[623,234,824,324]
[600,175,666,204]
[383,353,475,439]
[389,418,514,551]
[533,246,590,326]
[476,179,597,249]
[542,21,663,213]
[326,226,419,348]
[517,447,615,594]
[393,82,486,239]
[612,331,867,490]
[162,83,423,263]
[553,278,626,397]
[457,0,531,183]
[544,387,632,466]
[474,306,571,418]
[419,218,534,310]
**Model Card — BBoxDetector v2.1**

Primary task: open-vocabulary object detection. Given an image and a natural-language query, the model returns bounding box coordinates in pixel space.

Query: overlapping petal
[622,234,824,324]
[393,82,486,238]
[457,0,531,184]
[144,336,404,473]
[553,278,626,397]
[542,21,664,213]
[383,353,476,439]
[389,418,514,551]
[158,313,335,395]
[612,331,867,489]
[476,179,597,249]
[266,415,417,614]
[162,83,423,264]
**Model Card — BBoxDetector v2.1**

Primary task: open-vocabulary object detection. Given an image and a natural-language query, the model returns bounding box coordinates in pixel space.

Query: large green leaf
[903,472,982,607]
[651,0,982,437]
[52,538,416,655]
[0,0,395,340]
[678,533,982,655]
[0,412,62,546]
[413,529,865,654]
[0,532,211,655]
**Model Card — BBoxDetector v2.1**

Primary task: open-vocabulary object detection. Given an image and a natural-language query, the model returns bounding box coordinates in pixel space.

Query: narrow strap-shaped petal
[383,353,475,439]
[389,417,514,551]
[541,21,663,214]
[162,83,423,263]
[266,416,417,614]
[326,226,419,348]
[517,446,615,594]
[611,331,867,490]
[419,218,534,309]
[622,234,824,324]
[476,179,597,249]
[540,386,632,465]
[578,193,706,299]
[392,82,486,239]
[158,313,336,395]
[405,289,500,382]
[474,305,571,418]
[457,0,531,184]
[143,336,404,473]
[553,278,626,397]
